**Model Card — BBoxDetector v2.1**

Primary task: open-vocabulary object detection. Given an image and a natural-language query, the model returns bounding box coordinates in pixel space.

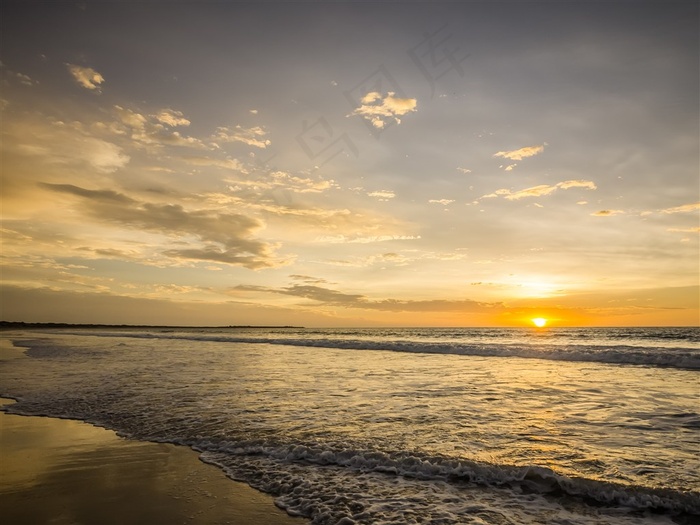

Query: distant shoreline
[0,321,302,331]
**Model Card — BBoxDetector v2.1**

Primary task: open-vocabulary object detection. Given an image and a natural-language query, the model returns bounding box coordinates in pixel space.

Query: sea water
[1,327,698,524]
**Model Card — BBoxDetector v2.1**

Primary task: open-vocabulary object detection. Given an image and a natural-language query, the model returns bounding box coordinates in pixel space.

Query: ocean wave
[193,440,700,516]
[3,397,697,523]
[45,331,700,370]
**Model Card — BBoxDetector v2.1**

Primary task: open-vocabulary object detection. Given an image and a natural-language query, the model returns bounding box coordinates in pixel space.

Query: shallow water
[1,327,698,524]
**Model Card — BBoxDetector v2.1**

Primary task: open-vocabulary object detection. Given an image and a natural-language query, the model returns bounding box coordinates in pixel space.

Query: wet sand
[0,401,307,525]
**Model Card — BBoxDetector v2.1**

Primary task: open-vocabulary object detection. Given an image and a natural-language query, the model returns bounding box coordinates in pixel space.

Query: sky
[1,1,698,327]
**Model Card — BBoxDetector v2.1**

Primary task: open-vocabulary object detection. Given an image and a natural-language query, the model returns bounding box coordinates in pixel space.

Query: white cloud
[660,202,700,214]
[7,118,129,173]
[223,170,335,194]
[113,105,207,149]
[154,109,190,127]
[493,144,546,161]
[67,64,105,91]
[315,234,421,244]
[481,180,597,201]
[13,72,36,86]
[114,106,148,130]
[213,125,271,148]
[368,190,396,200]
[457,167,472,174]
[558,180,598,190]
[667,227,700,233]
[348,91,417,129]
[270,171,335,193]
[183,156,247,172]
[429,199,455,205]
[82,138,131,172]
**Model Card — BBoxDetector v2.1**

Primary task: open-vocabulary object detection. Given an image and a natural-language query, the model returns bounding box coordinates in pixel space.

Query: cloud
[591,210,625,217]
[368,190,396,200]
[660,202,700,214]
[558,180,597,190]
[493,144,546,161]
[113,105,207,149]
[348,91,417,129]
[40,183,283,269]
[481,180,597,201]
[667,227,700,233]
[429,199,455,205]
[278,284,364,305]
[82,138,131,172]
[154,109,190,127]
[315,234,420,244]
[12,72,36,86]
[183,156,247,172]
[67,64,105,91]
[213,125,271,148]
[223,170,335,194]
[114,106,148,130]
[316,249,467,269]
[5,117,130,173]
[270,171,334,193]
[233,283,493,313]
[457,167,472,174]
[289,274,332,285]
[162,246,281,269]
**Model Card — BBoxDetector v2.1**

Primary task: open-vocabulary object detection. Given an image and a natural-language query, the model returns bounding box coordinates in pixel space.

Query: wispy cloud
[661,202,700,214]
[591,209,624,217]
[67,64,104,91]
[493,144,546,161]
[183,156,247,172]
[11,72,36,86]
[213,125,271,148]
[5,117,130,173]
[315,234,420,244]
[232,283,494,312]
[113,106,207,149]
[481,180,597,201]
[348,91,417,129]
[154,109,190,127]
[289,274,332,285]
[40,183,284,269]
[368,190,396,200]
[223,170,335,194]
[667,227,700,233]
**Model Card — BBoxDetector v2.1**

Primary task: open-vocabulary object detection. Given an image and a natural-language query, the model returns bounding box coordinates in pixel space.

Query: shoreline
[0,321,303,331]
[0,399,308,525]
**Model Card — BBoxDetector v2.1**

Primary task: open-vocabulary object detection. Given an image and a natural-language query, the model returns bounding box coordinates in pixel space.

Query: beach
[0,399,307,525]
[1,328,697,523]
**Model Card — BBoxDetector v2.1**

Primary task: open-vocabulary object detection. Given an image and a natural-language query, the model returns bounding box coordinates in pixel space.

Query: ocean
[1,327,698,524]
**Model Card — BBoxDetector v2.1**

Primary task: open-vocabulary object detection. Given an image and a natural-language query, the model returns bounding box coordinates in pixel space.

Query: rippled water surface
[1,327,698,524]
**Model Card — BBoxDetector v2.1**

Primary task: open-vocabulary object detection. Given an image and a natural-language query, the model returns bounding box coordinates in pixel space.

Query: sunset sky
[1,1,698,327]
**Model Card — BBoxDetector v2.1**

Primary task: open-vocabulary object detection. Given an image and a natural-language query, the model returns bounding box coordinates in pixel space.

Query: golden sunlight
[532,317,547,328]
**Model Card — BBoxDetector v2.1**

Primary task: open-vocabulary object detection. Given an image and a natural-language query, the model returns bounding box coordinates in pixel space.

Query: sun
[532,317,547,328]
